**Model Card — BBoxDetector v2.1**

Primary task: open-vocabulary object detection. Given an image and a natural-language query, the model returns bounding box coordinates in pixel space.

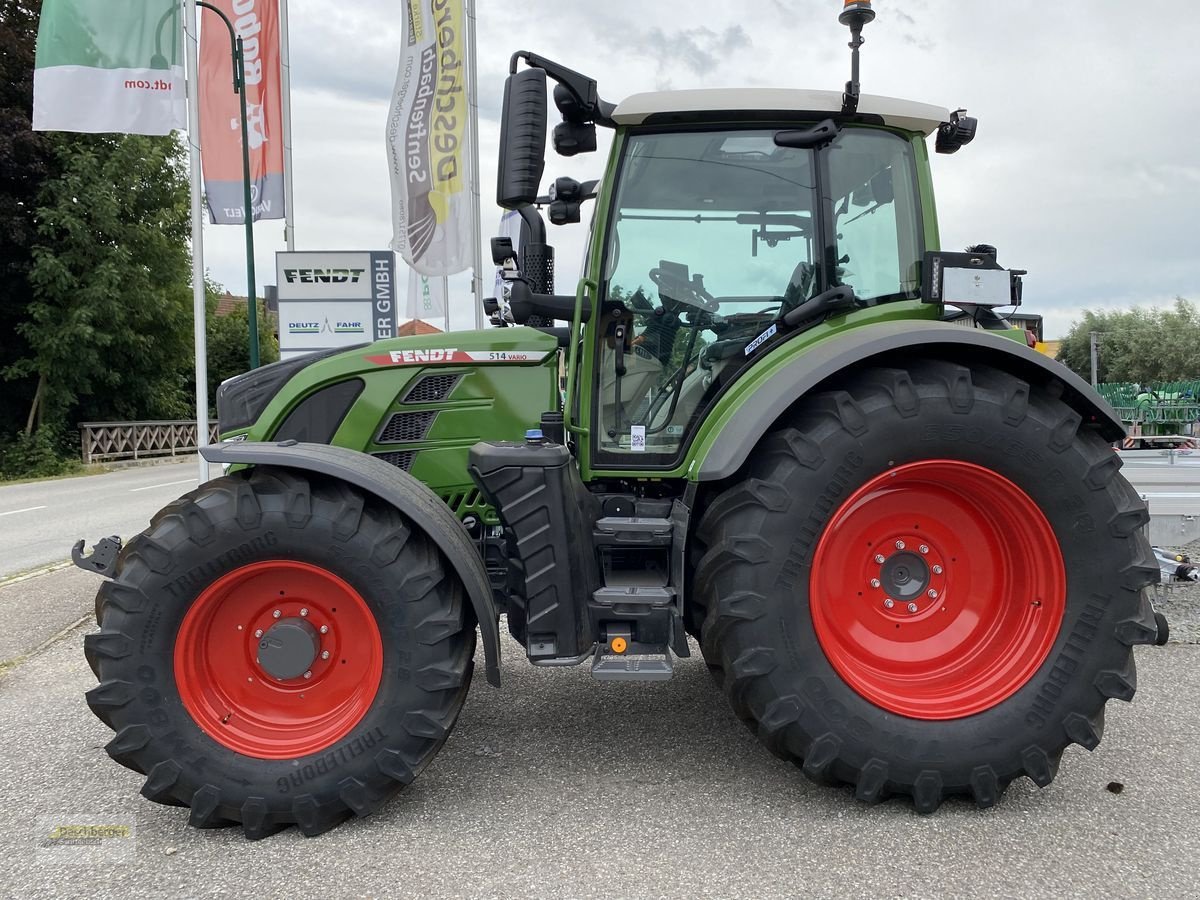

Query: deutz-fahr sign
[276,251,396,360]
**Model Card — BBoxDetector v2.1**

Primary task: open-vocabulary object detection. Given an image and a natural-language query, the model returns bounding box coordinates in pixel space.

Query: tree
[1058,298,1200,384]
[5,131,196,439]
[206,296,279,405]
[0,0,53,438]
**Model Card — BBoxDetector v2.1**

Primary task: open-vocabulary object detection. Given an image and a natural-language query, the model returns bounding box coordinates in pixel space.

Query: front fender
[200,441,502,687]
[694,320,1122,481]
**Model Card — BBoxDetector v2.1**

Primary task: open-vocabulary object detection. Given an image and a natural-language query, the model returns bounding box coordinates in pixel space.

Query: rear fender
[201,441,502,686]
[695,320,1122,481]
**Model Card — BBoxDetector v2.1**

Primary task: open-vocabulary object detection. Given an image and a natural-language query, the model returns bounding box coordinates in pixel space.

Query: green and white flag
[33,0,186,135]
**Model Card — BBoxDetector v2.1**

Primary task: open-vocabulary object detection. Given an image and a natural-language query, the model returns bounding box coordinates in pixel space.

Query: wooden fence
[80,420,220,464]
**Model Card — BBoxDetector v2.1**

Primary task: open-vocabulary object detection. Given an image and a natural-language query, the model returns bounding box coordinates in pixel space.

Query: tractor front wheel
[693,361,1159,811]
[85,468,475,838]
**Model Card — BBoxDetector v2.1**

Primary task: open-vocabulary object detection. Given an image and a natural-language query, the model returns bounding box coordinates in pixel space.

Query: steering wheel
[649,264,720,314]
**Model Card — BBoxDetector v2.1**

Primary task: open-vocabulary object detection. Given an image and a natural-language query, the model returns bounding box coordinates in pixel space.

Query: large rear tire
[85,468,475,838]
[693,361,1159,811]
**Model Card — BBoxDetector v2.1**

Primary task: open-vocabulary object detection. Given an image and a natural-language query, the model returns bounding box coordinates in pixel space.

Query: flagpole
[442,276,451,333]
[184,0,210,484]
[465,0,485,330]
[279,0,296,251]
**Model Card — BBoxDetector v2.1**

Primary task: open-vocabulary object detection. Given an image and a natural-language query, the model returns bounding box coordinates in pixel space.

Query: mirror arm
[509,51,616,127]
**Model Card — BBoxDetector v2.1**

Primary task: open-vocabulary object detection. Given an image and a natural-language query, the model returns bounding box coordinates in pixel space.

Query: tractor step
[593,517,674,546]
[592,584,675,616]
[591,647,674,682]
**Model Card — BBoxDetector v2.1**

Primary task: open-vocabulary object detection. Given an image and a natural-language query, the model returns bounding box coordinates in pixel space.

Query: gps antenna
[839,1,876,115]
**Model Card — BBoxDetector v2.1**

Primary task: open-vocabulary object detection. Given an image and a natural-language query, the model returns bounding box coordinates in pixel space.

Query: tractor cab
[487,27,999,475]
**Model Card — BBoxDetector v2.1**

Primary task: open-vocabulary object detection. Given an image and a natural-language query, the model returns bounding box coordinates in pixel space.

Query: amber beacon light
[839,0,876,26]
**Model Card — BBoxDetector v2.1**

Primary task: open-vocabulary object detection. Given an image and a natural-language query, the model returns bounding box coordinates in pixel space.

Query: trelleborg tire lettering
[84,467,475,838]
[691,361,1159,811]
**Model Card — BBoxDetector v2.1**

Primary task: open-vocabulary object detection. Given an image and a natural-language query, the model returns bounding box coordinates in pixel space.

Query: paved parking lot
[0,567,1197,898]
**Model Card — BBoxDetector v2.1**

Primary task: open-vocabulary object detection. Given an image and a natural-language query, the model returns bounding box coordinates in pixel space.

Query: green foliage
[8,131,196,430]
[206,297,280,404]
[1057,298,1200,384]
[0,427,78,481]
[0,0,52,438]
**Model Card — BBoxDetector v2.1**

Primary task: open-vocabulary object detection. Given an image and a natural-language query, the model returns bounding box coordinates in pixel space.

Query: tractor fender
[696,320,1123,481]
[200,440,503,687]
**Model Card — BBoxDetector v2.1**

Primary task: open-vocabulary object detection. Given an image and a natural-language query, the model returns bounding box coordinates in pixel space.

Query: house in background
[398,319,442,336]
[214,291,279,342]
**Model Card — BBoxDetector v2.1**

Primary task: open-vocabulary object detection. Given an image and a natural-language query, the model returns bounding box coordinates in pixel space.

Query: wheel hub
[174,560,383,759]
[809,460,1066,720]
[257,617,319,681]
[878,549,930,601]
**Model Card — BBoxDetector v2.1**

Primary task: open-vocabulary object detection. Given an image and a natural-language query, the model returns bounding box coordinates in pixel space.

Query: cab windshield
[595,126,922,463]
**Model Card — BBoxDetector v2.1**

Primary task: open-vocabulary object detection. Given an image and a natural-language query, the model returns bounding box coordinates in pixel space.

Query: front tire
[85,468,475,838]
[693,361,1159,811]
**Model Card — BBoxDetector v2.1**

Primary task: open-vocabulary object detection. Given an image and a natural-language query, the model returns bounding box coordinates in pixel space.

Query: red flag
[200,0,284,223]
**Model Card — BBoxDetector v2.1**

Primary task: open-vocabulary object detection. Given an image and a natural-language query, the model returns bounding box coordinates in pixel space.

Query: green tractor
[80,3,1164,838]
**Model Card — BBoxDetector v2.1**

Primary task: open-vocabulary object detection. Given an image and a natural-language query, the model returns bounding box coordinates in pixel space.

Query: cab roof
[611,89,950,135]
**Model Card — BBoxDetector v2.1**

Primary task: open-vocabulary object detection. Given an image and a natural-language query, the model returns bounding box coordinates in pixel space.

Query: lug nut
[884,598,895,609]
[932,565,943,575]
[907,602,918,613]
[272,609,281,619]
[919,544,929,554]
[319,625,329,634]
[874,554,886,564]
[870,578,881,588]
[300,608,309,617]
[321,650,330,660]
[254,629,263,638]
[303,671,312,680]
[895,540,905,550]
[928,589,938,599]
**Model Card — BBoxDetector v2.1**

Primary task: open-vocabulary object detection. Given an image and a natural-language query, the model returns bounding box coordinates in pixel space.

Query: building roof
[398,318,443,336]
[215,292,245,316]
[611,89,951,135]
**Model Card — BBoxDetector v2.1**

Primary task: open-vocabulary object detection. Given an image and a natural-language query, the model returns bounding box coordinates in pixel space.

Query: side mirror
[497,68,548,209]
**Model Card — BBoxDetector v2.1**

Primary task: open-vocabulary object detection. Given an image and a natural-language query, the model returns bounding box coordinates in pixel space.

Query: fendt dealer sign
[276,251,396,360]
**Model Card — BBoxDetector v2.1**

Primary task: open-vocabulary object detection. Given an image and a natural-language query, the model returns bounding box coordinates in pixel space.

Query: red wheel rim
[810,460,1065,720]
[174,561,383,758]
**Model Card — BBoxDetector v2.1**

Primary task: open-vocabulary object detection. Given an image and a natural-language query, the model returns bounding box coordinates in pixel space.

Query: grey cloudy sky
[199,0,1200,338]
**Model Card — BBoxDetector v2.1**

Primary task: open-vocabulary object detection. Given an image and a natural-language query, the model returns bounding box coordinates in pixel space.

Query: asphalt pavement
[0,572,1197,898]
[0,461,199,578]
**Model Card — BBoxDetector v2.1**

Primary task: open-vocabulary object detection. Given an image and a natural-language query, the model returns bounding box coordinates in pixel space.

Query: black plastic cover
[271,378,364,444]
[469,439,600,659]
[497,68,547,209]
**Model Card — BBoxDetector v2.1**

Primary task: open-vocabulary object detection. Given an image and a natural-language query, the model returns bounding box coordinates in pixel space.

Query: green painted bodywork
[234,123,965,503]
[223,328,561,518]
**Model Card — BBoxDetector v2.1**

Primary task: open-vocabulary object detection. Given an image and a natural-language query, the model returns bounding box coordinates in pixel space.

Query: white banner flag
[32,0,186,135]
[387,0,474,276]
[407,270,447,320]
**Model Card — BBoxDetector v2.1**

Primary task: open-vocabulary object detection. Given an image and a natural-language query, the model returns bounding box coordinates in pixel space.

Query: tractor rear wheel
[85,468,475,838]
[693,361,1159,811]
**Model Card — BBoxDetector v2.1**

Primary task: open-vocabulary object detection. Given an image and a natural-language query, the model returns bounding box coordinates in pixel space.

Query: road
[0,461,198,579]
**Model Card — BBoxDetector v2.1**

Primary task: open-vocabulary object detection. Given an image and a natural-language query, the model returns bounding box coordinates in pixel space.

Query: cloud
[595,25,751,88]
[198,1,1200,337]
